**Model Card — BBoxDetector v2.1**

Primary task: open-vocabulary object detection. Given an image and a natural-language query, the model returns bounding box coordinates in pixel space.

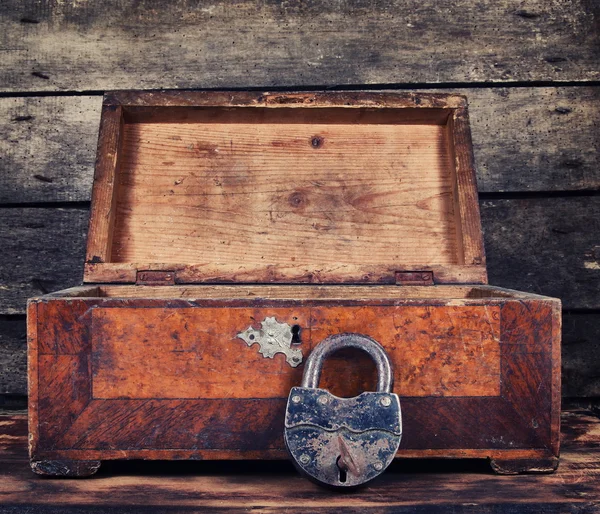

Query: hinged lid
[84,91,486,285]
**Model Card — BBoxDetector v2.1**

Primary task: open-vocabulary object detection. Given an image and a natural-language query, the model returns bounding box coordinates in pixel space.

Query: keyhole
[291,324,301,344]
[336,455,347,483]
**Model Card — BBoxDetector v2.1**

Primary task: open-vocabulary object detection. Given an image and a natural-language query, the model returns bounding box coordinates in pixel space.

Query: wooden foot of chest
[31,460,101,477]
[489,457,559,475]
[29,457,559,477]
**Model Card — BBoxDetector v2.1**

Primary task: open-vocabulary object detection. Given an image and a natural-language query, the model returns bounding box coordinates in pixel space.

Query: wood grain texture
[93,284,525,300]
[84,263,487,285]
[0,318,26,395]
[2,410,598,512]
[489,457,558,474]
[448,107,482,266]
[4,301,591,398]
[562,313,600,397]
[30,459,101,477]
[41,398,548,457]
[34,298,98,354]
[2,88,598,204]
[36,354,91,445]
[109,90,465,109]
[112,112,460,267]
[500,301,557,454]
[0,207,88,315]
[81,92,485,285]
[310,305,501,397]
[0,96,100,204]
[85,104,123,264]
[26,300,38,458]
[482,197,600,309]
[29,294,558,465]
[470,87,600,193]
[1,0,599,93]
[90,305,500,399]
[2,197,597,315]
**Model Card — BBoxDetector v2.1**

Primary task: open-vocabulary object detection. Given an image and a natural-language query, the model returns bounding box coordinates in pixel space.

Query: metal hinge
[395,271,434,285]
[136,270,176,285]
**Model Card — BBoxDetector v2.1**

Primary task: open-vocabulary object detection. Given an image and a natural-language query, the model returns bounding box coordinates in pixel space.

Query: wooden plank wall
[1,0,599,402]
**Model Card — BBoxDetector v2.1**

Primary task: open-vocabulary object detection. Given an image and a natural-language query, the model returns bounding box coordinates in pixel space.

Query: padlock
[284,333,402,488]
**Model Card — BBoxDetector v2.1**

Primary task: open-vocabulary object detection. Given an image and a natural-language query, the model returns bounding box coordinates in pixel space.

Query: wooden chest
[28,91,561,477]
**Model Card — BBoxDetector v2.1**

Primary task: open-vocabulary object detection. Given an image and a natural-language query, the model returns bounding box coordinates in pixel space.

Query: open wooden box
[28,91,560,477]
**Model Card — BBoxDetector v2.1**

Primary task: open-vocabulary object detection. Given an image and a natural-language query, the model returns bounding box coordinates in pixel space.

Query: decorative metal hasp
[237,317,303,368]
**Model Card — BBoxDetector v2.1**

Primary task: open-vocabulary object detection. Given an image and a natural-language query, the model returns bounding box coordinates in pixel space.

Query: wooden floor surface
[0,409,598,513]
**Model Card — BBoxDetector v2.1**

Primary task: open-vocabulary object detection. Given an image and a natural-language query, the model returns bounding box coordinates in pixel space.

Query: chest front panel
[29,295,556,461]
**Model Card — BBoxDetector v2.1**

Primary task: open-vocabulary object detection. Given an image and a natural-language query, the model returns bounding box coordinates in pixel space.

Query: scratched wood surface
[1,0,599,92]
[7,295,594,399]
[80,284,525,299]
[80,92,486,285]
[1,409,598,512]
[27,292,560,470]
[562,312,600,397]
[90,304,500,399]
[113,114,459,268]
[2,87,599,206]
[2,197,597,314]
[0,318,26,395]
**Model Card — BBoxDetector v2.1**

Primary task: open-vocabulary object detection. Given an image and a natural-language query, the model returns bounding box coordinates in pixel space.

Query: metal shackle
[300,333,394,393]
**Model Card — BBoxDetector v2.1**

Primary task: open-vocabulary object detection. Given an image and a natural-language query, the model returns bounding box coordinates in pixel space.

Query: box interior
[109,107,463,268]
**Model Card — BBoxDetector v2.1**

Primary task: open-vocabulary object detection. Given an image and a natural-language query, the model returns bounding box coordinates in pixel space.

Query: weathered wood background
[0,0,599,402]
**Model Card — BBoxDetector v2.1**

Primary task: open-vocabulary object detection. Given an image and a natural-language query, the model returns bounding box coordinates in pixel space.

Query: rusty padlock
[284,333,402,488]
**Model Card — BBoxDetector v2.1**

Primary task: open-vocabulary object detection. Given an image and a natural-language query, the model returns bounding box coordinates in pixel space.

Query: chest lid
[84,91,486,285]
